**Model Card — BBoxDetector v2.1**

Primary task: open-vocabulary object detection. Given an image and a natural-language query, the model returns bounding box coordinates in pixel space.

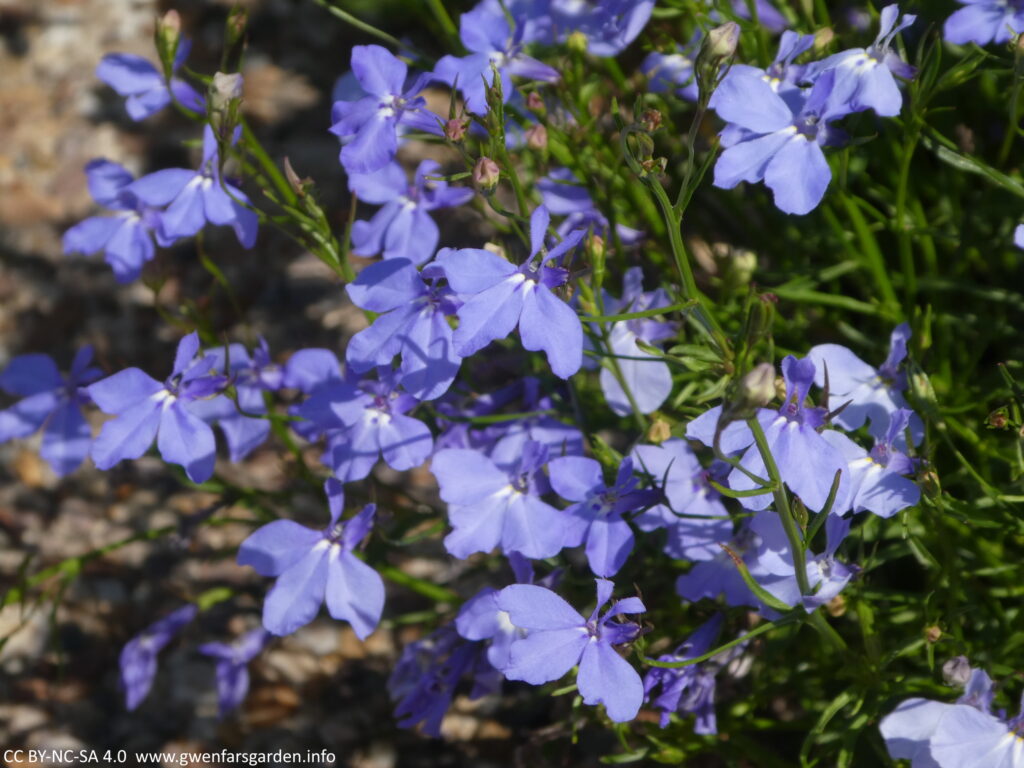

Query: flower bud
[444,117,468,143]
[209,71,244,139]
[525,123,548,151]
[705,22,740,61]
[473,157,500,193]
[566,31,589,55]
[942,655,971,687]
[155,10,183,81]
[987,408,1008,429]
[526,92,546,114]
[647,418,672,445]
[641,108,663,133]
[925,625,942,644]
[283,157,308,197]
[739,363,776,410]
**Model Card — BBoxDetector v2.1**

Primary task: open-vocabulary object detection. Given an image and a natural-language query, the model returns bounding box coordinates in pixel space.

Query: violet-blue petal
[519,283,582,379]
[764,136,831,215]
[40,400,91,476]
[0,354,62,396]
[237,519,323,577]
[577,639,643,722]
[497,584,584,630]
[261,543,330,636]
[326,549,385,640]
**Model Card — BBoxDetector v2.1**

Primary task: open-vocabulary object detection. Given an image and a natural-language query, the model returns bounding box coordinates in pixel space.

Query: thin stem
[747,416,811,596]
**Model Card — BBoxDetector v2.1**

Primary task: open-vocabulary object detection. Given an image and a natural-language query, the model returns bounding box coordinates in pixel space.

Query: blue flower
[550,0,655,57]
[330,45,442,174]
[434,0,560,114]
[237,479,384,638]
[63,159,171,282]
[296,367,433,482]
[119,604,197,711]
[438,206,585,379]
[125,126,258,248]
[812,4,916,117]
[0,347,101,476]
[198,628,270,718]
[348,160,473,263]
[808,322,923,444]
[497,578,646,722]
[88,332,227,483]
[96,39,204,120]
[711,67,850,215]
[944,0,1024,46]
[881,666,1024,767]
[345,259,462,401]
[431,440,569,559]
[643,614,726,732]
[548,455,657,577]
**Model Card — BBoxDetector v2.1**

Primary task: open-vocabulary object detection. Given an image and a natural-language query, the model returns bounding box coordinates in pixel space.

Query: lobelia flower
[548,455,658,577]
[346,259,462,401]
[0,346,101,476]
[237,479,384,638]
[811,5,916,117]
[126,125,258,248]
[721,356,852,514]
[822,408,921,518]
[550,0,655,57]
[537,167,644,244]
[711,67,850,215]
[88,332,227,483]
[389,624,499,737]
[592,267,676,416]
[630,438,733,562]
[807,322,923,444]
[434,0,560,115]
[198,628,270,718]
[455,552,537,670]
[642,31,702,102]
[719,30,817,103]
[96,39,204,121]
[1016,224,1024,249]
[497,578,647,722]
[296,367,433,482]
[437,205,585,379]
[190,340,283,462]
[944,0,1024,46]
[431,440,569,559]
[742,509,855,613]
[881,666,1024,767]
[643,613,727,732]
[63,159,173,282]
[119,604,197,710]
[329,45,443,174]
[348,160,473,264]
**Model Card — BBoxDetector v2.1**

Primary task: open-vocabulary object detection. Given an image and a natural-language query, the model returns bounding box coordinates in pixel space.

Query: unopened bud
[815,27,835,50]
[925,625,943,644]
[921,469,941,499]
[739,363,776,410]
[160,9,182,36]
[473,157,500,193]
[942,655,971,687]
[526,92,546,113]
[988,408,1009,429]
[566,30,589,55]
[647,419,672,445]
[211,71,244,106]
[641,108,663,133]
[825,595,846,617]
[705,22,740,61]
[155,10,183,81]
[444,117,468,143]
[525,123,548,151]
[209,71,244,139]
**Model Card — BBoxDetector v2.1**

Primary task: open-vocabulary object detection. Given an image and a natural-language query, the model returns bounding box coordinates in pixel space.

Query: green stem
[894,129,920,310]
[312,0,414,54]
[643,609,804,668]
[242,120,297,208]
[748,416,811,596]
